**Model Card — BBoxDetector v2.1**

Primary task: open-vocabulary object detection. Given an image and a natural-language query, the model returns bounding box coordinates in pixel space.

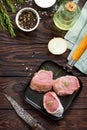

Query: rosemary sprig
[17,0,25,4]
[0,12,7,31]
[0,0,25,37]
[0,0,16,37]
[5,0,16,13]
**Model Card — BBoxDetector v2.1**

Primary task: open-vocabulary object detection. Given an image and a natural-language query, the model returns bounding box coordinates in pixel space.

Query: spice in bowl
[15,8,40,32]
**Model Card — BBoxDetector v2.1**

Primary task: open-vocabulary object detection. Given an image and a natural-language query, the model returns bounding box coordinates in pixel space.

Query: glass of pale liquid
[53,1,80,30]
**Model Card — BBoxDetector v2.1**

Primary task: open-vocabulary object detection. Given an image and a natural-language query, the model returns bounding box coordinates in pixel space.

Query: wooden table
[0,0,87,130]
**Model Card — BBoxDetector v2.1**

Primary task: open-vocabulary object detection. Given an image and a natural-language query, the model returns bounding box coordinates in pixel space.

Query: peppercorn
[18,10,37,30]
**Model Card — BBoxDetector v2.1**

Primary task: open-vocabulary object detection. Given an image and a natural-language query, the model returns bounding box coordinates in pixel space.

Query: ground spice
[18,10,37,30]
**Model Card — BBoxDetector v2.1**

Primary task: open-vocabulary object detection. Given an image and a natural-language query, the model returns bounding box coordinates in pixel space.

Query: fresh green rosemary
[0,0,16,37]
[17,0,25,4]
[5,0,16,13]
[0,0,25,37]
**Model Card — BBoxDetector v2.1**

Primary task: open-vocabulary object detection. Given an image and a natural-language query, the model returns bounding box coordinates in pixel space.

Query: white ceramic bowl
[48,38,67,55]
[15,7,40,32]
[34,0,56,8]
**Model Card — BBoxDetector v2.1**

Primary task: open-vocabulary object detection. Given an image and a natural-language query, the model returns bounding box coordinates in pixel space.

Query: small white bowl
[34,0,56,8]
[48,38,67,55]
[15,7,40,32]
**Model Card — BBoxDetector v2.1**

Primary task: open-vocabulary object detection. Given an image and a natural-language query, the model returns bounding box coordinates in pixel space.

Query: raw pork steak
[43,91,64,117]
[30,70,53,92]
[53,75,80,96]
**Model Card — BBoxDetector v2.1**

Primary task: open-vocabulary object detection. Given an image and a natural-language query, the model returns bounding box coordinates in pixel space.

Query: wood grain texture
[0,109,87,130]
[0,0,87,130]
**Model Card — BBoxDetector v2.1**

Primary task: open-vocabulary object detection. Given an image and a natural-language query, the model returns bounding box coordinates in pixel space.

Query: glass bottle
[53,1,80,30]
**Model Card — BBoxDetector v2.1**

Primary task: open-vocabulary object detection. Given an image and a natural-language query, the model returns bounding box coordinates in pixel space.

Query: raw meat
[30,70,53,92]
[43,91,64,117]
[53,75,80,96]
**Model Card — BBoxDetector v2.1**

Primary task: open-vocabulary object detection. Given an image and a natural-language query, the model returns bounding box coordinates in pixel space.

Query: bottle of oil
[53,1,80,30]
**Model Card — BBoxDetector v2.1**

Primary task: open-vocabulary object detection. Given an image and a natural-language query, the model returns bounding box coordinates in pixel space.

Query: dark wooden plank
[0,77,30,109]
[0,40,86,78]
[0,41,71,76]
[0,109,87,130]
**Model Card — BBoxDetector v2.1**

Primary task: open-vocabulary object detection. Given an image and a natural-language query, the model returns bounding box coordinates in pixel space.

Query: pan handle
[64,35,87,72]
[71,35,87,61]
